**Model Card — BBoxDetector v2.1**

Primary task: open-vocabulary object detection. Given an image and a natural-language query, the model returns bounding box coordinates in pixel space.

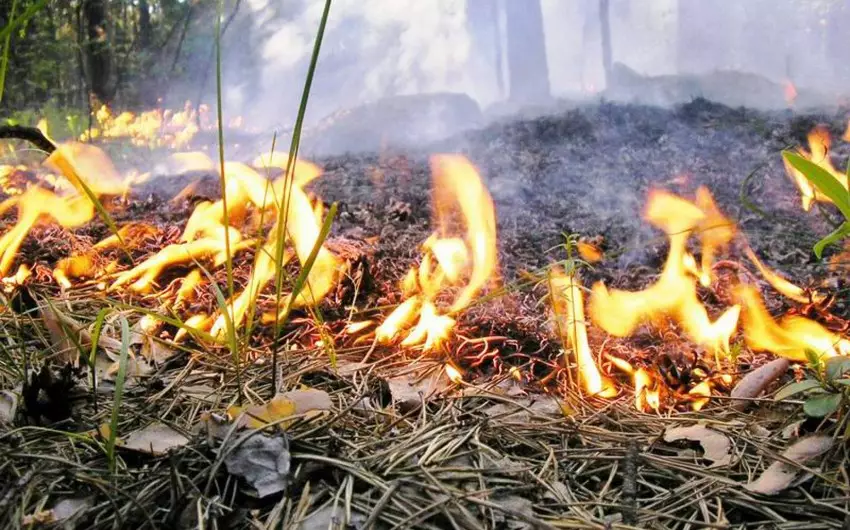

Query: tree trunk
[465,0,503,100]
[599,0,612,88]
[504,0,550,104]
[82,0,114,104]
[138,0,152,50]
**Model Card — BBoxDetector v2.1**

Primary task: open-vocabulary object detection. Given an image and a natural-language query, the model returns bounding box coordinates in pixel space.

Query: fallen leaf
[387,371,450,410]
[491,495,535,530]
[484,397,563,422]
[140,336,177,364]
[224,433,290,498]
[122,422,189,456]
[22,497,93,526]
[297,505,366,530]
[663,424,732,468]
[41,305,80,363]
[228,388,331,430]
[745,435,833,495]
[0,390,18,423]
[730,358,790,411]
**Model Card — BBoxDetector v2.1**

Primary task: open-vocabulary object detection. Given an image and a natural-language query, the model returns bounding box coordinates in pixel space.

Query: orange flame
[550,270,616,397]
[783,80,798,107]
[376,155,498,351]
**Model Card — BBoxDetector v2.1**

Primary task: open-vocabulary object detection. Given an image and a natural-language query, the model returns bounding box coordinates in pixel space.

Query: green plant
[106,316,131,474]
[775,353,850,419]
[782,151,850,258]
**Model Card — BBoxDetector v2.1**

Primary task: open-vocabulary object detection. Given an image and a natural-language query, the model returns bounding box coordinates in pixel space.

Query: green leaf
[813,222,850,259]
[783,151,850,221]
[825,356,850,382]
[775,379,823,401]
[803,393,843,418]
[805,349,826,372]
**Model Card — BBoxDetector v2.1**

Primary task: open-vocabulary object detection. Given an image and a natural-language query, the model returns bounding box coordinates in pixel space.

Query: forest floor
[0,99,849,529]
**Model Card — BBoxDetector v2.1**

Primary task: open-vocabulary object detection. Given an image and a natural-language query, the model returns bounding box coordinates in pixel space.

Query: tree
[599,0,612,88]
[504,0,550,104]
[83,0,115,104]
[466,0,504,101]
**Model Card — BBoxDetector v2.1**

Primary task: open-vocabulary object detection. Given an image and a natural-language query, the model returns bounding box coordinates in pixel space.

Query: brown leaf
[228,388,332,430]
[122,422,190,456]
[663,424,733,468]
[40,305,79,364]
[730,358,790,411]
[140,336,177,364]
[745,435,833,495]
[387,371,451,410]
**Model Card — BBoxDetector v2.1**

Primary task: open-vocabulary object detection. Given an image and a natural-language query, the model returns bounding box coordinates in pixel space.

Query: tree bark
[504,0,550,104]
[599,0,612,88]
[138,0,152,50]
[82,0,114,104]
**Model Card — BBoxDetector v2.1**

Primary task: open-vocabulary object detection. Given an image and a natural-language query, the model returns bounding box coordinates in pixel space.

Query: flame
[688,381,712,411]
[783,80,798,107]
[445,363,464,384]
[634,368,661,412]
[549,270,616,397]
[783,126,849,211]
[744,247,824,304]
[79,103,209,149]
[376,155,497,351]
[735,285,850,361]
[589,189,740,356]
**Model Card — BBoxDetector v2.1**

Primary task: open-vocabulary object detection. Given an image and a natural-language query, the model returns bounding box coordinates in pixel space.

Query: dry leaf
[228,388,331,430]
[491,495,535,530]
[140,336,177,364]
[224,433,290,498]
[41,305,79,363]
[387,371,450,410]
[122,422,189,456]
[484,397,563,422]
[745,435,833,495]
[663,424,732,467]
[22,497,93,526]
[730,358,790,411]
[0,390,18,423]
[297,505,367,530]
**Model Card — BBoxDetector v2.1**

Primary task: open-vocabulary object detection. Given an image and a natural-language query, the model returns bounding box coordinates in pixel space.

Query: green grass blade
[271,0,333,389]
[813,221,850,259]
[214,0,234,304]
[107,316,131,475]
[88,307,111,414]
[783,151,850,220]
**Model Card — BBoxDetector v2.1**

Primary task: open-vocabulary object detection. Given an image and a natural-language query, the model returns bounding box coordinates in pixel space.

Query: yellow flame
[744,247,825,304]
[783,126,849,211]
[375,155,498,351]
[589,189,740,356]
[734,285,850,361]
[634,368,661,412]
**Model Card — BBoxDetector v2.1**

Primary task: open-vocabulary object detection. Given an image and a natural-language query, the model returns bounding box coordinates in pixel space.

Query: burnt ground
[1,99,850,529]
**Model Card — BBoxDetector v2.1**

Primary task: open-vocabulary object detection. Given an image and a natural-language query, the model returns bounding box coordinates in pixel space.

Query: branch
[0,125,57,154]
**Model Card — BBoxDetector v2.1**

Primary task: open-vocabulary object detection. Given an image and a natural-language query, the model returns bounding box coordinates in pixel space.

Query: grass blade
[271,0,333,391]
[88,307,111,414]
[0,0,18,105]
[107,316,131,475]
[214,0,234,304]
[783,151,850,220]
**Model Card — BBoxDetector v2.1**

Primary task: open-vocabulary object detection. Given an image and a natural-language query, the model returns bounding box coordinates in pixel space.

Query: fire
[79,103,210,149]
[375,155,497,351]
[783,125,849,211]
[549,270,616,397]
[734,285,850,361]
[589,188,740,356]
[783,80,798,107]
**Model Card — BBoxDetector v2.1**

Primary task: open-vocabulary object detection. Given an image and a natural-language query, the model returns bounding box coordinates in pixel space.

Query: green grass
[270,0,333,393]
[106,316,130,475]
[0,0,19,106]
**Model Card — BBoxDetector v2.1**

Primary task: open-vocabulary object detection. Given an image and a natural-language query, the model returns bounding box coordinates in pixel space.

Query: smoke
[229,0,848,138]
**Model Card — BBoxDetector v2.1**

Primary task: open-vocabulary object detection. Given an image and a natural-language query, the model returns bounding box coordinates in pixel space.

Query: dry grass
[0,298,848,530]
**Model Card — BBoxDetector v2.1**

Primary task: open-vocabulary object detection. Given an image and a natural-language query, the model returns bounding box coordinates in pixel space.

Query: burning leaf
[121,422,189,456]
[228,388,332,430]
[223,433,290,498]
[663,424,732,468]
[745,436,833,495]
[731,358,791,411]
[576,241,603,263]
[22,497,93,526]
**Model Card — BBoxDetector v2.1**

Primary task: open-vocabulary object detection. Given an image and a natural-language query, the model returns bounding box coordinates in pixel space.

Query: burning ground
[0,99,849,528]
